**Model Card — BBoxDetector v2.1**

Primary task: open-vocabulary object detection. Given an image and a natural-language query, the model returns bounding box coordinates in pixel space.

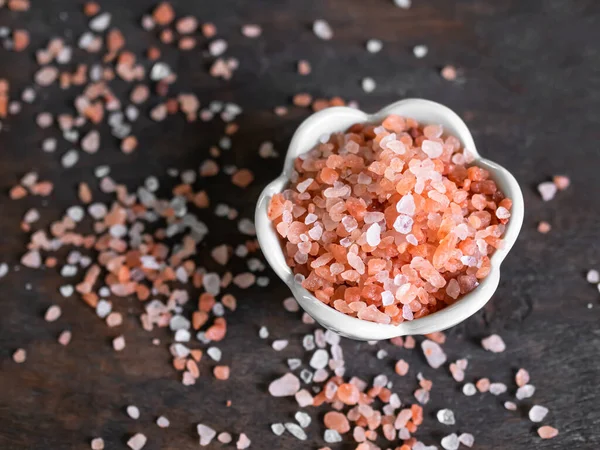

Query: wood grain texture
[0,0,599,449]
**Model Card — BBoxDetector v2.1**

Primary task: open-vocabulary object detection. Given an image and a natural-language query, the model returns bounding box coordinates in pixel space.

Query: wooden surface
[1,0,599,449]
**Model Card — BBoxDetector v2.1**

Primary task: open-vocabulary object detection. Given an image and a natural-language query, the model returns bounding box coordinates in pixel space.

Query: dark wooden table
[0,0,599,449]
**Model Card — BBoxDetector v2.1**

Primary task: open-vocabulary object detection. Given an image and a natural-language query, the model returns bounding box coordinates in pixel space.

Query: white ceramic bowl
[255,98,524,340]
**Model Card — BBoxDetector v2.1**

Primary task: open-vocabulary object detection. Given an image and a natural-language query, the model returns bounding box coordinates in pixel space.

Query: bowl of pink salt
[255,99,524,340]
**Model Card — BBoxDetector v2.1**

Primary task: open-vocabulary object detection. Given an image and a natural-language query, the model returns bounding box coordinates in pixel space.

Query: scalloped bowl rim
[255,98,524,340]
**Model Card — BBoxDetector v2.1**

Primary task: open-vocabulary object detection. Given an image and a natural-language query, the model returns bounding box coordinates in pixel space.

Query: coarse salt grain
[529,405,549,423]
[436,408,455,425]
[413,45,428,58]
[537,426,558,439]
[366,39,382,53]
[586,269,599,284]
[156,416,170,428]
[269,373,300,397]
[538,181,557,201]
[126,433,146,450]
[481,334,506,353]
[313,20,333,40]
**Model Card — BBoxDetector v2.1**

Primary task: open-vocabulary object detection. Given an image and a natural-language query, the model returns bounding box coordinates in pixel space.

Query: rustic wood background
[0,0,599,449]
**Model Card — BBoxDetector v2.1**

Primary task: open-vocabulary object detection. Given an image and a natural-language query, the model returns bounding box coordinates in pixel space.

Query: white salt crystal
[489,382,507,395]
[207,347,222,361]
[515,384,535,400]
[441,433,459,450]
[269,373,300,397]
[271,423,285,436]
[462,383,476,396]
[197,424,216,446]
[366,223,381,246]
[295,411,311,428]
[396,194,416,215]
[437,408,455,425]
[413,45,428,58]
[284,423,307,440]
[458,433,474,447]
[313,20,333,40]
[324,429,342,443]
[481,334,506,353]
[310,349,329,369]
[126,405,140,419]
[394,0,412,9]
[366,39,382,53]
[272,340,289,351]
[362,77,376,93]
[528,405,549,423]
[586,269,599,284]
[89,13,111,32]
[422,140,443,158]
[393,214,413,234]
[538,182,557,201]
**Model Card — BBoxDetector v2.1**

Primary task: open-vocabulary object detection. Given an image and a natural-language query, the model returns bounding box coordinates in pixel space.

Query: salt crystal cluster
[269,115,511,324]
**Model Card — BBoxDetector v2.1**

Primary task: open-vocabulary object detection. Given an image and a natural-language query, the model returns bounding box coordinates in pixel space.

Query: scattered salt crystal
[538,181,557,201]
[516,384,535,400]
[313,20,333,40]
[515,368,530,387]
[272,340,289,351]
[295,389,314,407]
[413,45,428,58]
[61,149,79,168]
[126,405,140,419]
[441,433,459,450]
[283,297,299,312]
[258,326,269,339]
[377,349,388,359]
[209,39,228,56]
[0,263,9,278]
[504,401,517,410]
[295,411,311,428]
[197,424,217,446]
[537,426,559,439]
[586,269,599,284]
[489,382,507,395]
[529,405,549,423]
[553,175,570,190]
[89,13,111,32]
[437,409,455,425]
[127,433,147,450]
[242,24,262,38]
[207,347,222,361]
[90,437,105,450]
[156,416,170,428]
[362,77,376,93]
[217,432,232,443]
[462,383,476,396]
[269,373,300,397]
[481,334,506,353]
[310,349,329,369]
[421,340,447,368]
[320,429,342,446]
[285,422,307,440]
[394,0,412,8]
[44,305,62,322]
[271,423,285,435]
[458,433,474,447]
[366,39,382,53]
[236,433,251,449]
[112,335,125,351]
[12,348,26,363]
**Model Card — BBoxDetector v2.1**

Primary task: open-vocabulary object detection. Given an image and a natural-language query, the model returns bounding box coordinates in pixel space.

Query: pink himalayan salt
[422,339,447,368]
[515,368,530,387]
[481,334,506,353]
[127,433,147,450]
[236,433,251,449]
[268,115,510,325]
[529,405,549,423]
[269,373,300,397]
[538,426,558,439]
[553,175,570,190]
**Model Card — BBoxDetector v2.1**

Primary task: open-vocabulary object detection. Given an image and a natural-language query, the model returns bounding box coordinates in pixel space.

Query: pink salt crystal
[515,368,530,387]
[91,437,104,449]
[236,433,251,449]
[269,373,300,397]
[396,194,415,215]
[402,304,413,320]
[458,433,474,447]
[211,245,229,265]
[553,175,570,190]
[537,426,558,439]
[393,214,413,234]
[496,206,511,219]
[481,334,506,353]
[421,340,447,369]
[395,359,409,376]
[357,305,391,324]
[421,140,443,158]
[156,416,170,428]
[446,279,460,299]
[127,433,147,450]
[537,221,551,233]
[489,382,507,395]
[112,335,126,351]
[21,250,41,268]
[44,305,62,322]
[272,340,288,351]
[538,181,557,201]
[295,389,314,407]
[283,297,299,312]
[242,24,262,38]
[58,330,72,346]
[233,273,255,288]
[218,432,232,444]
[504,401,517,411]
[197,424,217,446]
[13,348,26,363]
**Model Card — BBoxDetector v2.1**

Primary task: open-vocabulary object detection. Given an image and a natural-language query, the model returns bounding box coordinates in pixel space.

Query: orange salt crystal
[553,175,570,190]
[441,65,458,81]
[537,221,551,234]
[324,411,350,433]
[153,2,175,25]
[13,30,29,51]
[202,23,217,38]
[9,185,27,200]
[336,383,359,405]
[83,2,100,16]
[213,365,230,380]
[232,169,254,188]
[293,93,312,107]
